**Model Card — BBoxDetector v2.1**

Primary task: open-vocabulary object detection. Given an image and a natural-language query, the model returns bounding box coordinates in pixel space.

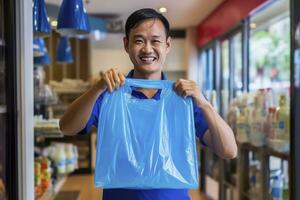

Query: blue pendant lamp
[56,37,74,64]
[57,0,90,37]
[33,0,51,37]
[33,38,51,65]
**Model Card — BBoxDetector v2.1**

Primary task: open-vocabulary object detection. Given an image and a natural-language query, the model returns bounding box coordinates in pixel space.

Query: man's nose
[141,42,153,53]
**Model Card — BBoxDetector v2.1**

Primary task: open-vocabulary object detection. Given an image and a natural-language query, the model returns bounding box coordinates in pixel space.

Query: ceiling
[46,0,224,29]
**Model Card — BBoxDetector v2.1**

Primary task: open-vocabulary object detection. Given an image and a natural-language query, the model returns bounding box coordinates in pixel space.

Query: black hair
[125,8,170,40]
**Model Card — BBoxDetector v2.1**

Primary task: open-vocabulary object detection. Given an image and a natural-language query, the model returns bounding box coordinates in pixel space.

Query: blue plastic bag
[95,78,199,189]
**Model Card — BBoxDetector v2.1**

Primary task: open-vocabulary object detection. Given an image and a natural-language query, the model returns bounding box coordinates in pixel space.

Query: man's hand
[97,68,126,92]
[174,79,209,108]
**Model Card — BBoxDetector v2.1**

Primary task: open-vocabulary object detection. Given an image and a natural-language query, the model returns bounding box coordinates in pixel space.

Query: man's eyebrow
[132,35,162,39]
[133,35,144,38]
[152,35,161,38]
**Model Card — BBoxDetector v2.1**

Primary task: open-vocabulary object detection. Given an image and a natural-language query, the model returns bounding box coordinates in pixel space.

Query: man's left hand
[174,79,209,108]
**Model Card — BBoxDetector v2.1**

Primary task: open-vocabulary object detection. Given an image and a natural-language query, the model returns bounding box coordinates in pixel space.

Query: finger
[174,79,184,88]
[108,71,116,90]
[181,84,194,91]
[104,73,113,92]
[112,69,120,89]
[183,89,193,97]
[119,72,126,85]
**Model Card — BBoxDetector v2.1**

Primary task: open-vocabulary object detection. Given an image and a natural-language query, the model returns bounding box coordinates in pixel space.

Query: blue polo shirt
[80,70,209,200]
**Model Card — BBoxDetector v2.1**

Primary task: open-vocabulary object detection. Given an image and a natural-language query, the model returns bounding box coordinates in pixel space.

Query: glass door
[0,0,18,199]
[220,30,243,200]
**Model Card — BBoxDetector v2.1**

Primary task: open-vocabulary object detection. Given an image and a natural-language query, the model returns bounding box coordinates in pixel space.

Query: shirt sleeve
[193,101,209,146]
[77,92,105,135]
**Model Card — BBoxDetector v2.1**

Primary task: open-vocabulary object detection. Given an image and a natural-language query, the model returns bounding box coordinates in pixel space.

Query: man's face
[123,19,171,75]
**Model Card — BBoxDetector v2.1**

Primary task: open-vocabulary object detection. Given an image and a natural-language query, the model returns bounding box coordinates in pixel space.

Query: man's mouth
[139,56,157,63]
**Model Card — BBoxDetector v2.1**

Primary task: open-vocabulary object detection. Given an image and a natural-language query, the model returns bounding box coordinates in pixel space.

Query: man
[59,8,237,200]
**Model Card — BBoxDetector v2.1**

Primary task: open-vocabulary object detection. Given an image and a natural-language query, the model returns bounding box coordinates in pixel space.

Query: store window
[200,47,214,101]
[221,39,230,116]
[249,1,290,91]
[232,33,243,97]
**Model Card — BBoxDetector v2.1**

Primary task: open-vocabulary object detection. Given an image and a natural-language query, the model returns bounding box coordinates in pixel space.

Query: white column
[16,0,34,199]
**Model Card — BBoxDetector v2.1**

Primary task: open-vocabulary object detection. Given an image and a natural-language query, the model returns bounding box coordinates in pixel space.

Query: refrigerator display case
[198,0,294,199]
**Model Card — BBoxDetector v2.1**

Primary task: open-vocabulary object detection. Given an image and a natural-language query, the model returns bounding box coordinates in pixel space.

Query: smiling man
[59,8,237,200]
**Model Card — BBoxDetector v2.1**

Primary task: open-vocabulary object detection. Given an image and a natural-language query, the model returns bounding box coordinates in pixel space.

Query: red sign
[197,0,267,47]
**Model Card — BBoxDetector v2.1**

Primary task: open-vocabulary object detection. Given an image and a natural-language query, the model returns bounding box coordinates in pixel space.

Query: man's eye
[153,40,161,43]
[135,40,143,44]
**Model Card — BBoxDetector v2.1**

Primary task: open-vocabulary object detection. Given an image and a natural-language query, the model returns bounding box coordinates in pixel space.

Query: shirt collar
[126,70,167,80]
[125,70,166,100]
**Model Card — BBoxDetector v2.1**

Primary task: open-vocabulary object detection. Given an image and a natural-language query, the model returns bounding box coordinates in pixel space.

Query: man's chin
[135,65,161,73]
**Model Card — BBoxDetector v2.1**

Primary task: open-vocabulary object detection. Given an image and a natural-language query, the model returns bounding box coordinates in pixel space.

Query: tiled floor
[59,174,208,200]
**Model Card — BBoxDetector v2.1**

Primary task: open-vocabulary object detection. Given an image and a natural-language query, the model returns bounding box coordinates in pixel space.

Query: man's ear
[166,36,171,54]
[123,37,129,53]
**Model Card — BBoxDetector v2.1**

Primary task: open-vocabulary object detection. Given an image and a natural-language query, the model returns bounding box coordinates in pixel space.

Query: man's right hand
[98,68,126,92]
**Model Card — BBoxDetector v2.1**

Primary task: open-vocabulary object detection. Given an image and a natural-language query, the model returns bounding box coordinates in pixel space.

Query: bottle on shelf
[249,160,262,200]
[265,107,277,140]
[249,94,266,147]
[270,171,283,200]
[236,106,250,143]
[52,143,66,174]
[268,94,290,152]
[275,95,290,141]
[65,144,75,173]
[226,99,239,134]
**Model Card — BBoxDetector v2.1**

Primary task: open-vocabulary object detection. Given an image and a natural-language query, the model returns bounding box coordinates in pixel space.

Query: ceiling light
[51,20,58,27]
[57,0,90,37]
[33,0,51,37]
[159,7,167,13]
[56,37,74,64]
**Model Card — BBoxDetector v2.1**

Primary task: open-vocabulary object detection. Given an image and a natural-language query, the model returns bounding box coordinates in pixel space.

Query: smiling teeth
[141,57,155,61]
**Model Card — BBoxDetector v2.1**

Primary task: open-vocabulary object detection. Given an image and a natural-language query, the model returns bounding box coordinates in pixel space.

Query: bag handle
[125,78,173,89]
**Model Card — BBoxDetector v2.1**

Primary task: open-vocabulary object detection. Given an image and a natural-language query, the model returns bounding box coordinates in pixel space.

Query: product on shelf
[40,157,52,191]
[270,170,284,200]
[34,157,52,198]
[49,78,90,94]
[267,94,290,152]
[236,106,250,143]
[249,94,266,146]
[265,107,276,139]
[65,144,76,173]
[228,89,290,153]
[275,95,290,140]
[34,115,63,137]
[248,160,262,200]
[49,142,78,174]
[226,99,239,134]
[34,161,42,196]
[51,143,66,174]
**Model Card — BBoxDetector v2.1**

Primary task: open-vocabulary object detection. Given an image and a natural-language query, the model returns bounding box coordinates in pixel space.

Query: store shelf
[54,89,87,95]
[237,142,290,160]
[35,129,64,138]
[264,146,289,160]
[54,176,67,195]
[0,105,6,113]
